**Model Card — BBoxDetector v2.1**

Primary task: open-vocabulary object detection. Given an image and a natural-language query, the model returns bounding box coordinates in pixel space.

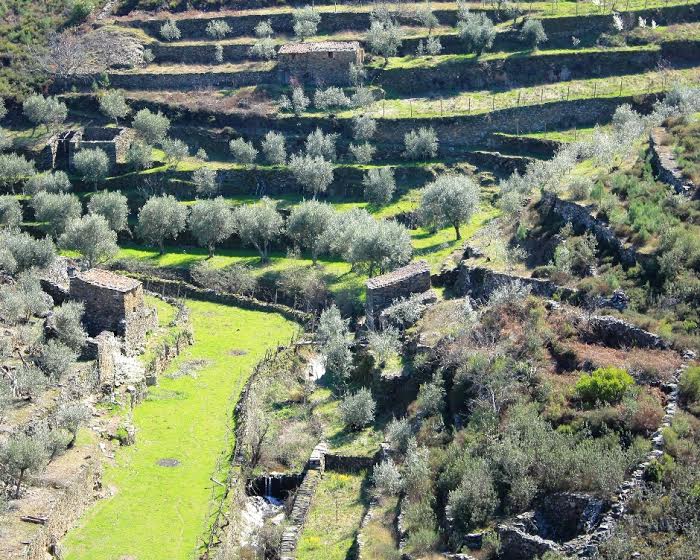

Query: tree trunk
[15,469,24,498]
[158,241,165,255]
[454,223,462,240]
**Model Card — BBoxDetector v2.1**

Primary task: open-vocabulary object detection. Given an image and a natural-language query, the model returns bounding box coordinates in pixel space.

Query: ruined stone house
[68,268,155,354]
[277,41,363,86]
[365,260,433,326]
[41,127,133,172]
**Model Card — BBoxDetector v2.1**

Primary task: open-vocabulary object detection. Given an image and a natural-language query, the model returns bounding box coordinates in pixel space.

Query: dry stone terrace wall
[106,68,275,91]
[74,94,657,159]
[648,126,697,195]
[365,260,432,324]
[375,46,681,96]
[119,3,699,41]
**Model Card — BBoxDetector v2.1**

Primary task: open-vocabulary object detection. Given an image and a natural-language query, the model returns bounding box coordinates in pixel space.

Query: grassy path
[61,300,296,560]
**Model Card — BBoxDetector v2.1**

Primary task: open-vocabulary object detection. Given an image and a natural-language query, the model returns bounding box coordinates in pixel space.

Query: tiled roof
[278,40,361,54]
[74,269,141,292]
[366,261,430,290]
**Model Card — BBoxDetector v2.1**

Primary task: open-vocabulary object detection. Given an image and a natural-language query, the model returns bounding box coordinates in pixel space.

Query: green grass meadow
[61,299,297,560]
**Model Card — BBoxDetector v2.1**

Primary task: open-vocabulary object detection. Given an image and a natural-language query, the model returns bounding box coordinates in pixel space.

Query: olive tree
[126,141,154,171]
[22,94,67,132]
[73,148,110,189]
[136,194,188,254]
[59,214,119,267]
[0,153,36,193]
[229,137,258,165]
[305,128,338,161]
[372,459,403,498]
[55,401,90,448]
[457,11,496,55]
[25,171,71,194]
[2,432,47,498]
[160,19,181,41]
[87,190,129,233]
[403,127,439,160]
[206,19,231,39]
[366,18,403,64]
[192,166,219,197]
[279,85,310,115]
[188,197,235,257]
[353,114,377,142]
[288,153,334,198]
[337,211,413,276]
[314,87,350,113]
[0,196,22,229]
[232,199,283,262]
[31,192,82,239]
[419,174,480,240]
[0,230,55,273]
[37,339,78,381]
[287,200,335,263]
[250,20,276,60]
[521,18,548,49]
[162,137,189,168]
[52,301,87,351]
[340,388,376,431]
[98,89,130,124]
[293,6,321,41]
[132,108,170,144]
[349,143,375,164]
[261,131,286,164]
[363,167,396,205]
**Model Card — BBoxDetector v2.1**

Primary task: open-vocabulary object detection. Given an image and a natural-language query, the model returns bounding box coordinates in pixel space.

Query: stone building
[69,268,155,354]
[365,260,432,325]
[277,41,363,86]
[41,127,133,172]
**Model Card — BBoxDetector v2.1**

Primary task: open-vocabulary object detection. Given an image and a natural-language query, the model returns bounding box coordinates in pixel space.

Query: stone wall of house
[648,127,696,195]
[69,277,144,336]
[278,47,362,86]
[68,127,134,170]
[365,261,432,323]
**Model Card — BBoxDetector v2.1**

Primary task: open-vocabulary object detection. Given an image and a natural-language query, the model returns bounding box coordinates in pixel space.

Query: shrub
[362,167,395,204]
[229,137,257,165]
[403,127,438,160]
[679,365,700,410]
[575,367,634,406]
[52,301,87,351]
[160,20,181,41]
[339,387,376,430]
[372,459,402,497]
[521,18,548,48]
[37,339,78,381]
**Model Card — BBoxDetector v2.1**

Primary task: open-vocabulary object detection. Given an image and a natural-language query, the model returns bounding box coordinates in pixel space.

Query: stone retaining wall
[106,68,275,91]
[126,273,311,324]
[453,263,576,302]
[648,127,696,195]
[541,193,641,268]
[376,48,665,96]
[24,460,102,560]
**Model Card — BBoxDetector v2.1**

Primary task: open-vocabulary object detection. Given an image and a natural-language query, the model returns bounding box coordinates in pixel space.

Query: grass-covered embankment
[61,299,297,560]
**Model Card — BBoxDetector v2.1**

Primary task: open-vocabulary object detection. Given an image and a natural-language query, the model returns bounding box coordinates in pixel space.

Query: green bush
[679,366,700,408]
[575,367,634,406]
[69,0,95,24]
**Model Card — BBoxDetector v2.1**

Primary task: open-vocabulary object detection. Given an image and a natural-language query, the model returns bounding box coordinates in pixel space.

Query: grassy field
[296,470,368,560]
[61,299,297,560]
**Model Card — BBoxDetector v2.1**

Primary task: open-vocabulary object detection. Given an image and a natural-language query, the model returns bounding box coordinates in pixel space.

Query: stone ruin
[365,260,434,328]
[277,40,364,86]
[68,268,156,356]
[41,127,133,172]
[648,127,696,196]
